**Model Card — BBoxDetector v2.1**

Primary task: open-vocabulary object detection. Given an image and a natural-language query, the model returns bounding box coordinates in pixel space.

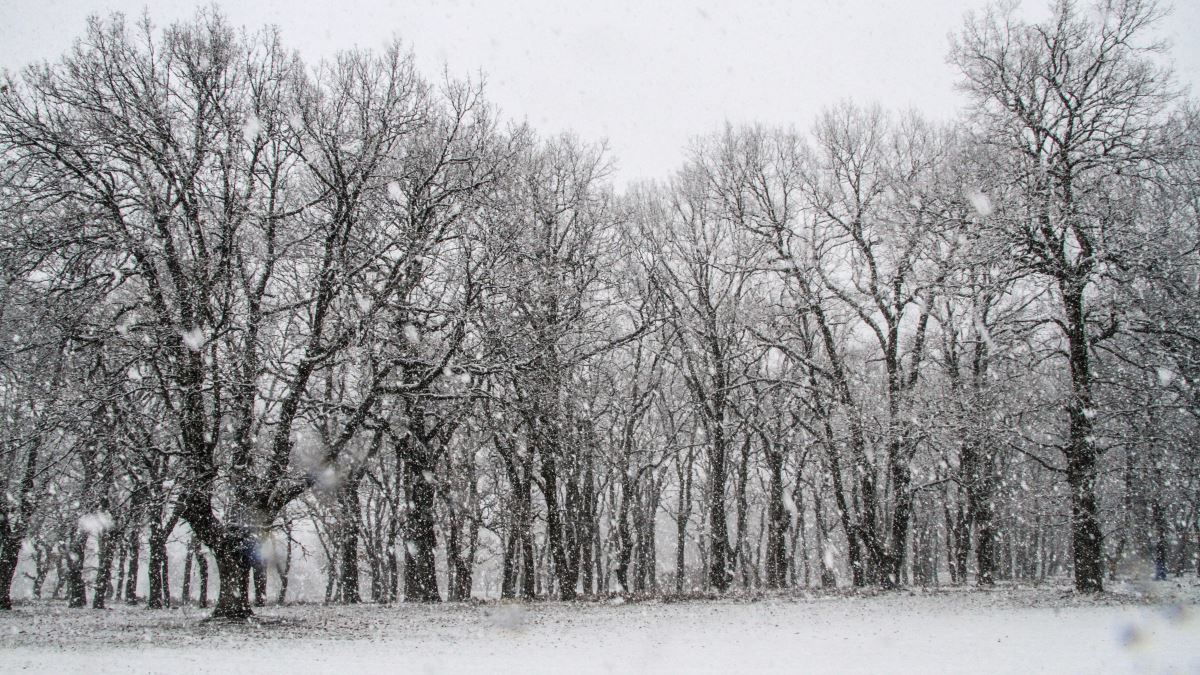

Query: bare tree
[951,0,1177,592]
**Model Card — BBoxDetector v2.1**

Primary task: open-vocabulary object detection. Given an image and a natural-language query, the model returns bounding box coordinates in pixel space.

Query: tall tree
[952,0,1177,592]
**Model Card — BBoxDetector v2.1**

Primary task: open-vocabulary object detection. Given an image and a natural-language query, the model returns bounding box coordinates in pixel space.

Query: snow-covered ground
[2,582,1198,674]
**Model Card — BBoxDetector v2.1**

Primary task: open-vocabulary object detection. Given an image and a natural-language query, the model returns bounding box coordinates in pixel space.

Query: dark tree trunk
[181,542,194,604]
[706,421,731,592]
[563,470,583,597]
[884,440,913,589]
[0,535,18,610]
[540,434,579,601]
[324,547,338,604]
[614,478,634,593]
[404,449,440,602]
[579,459,597,596]
[976,514,996,586]
[161,548,172,608]
[520,516,535,599]
[195,540,209,608]
[826,447,865,587]
[147,525,166,609]
[339,477,362,604]
[501,524,519,599]
[92,528,117,609]
[1153,502,1169,580]
[385,516,398,603]
[66,531,88,608]
[636,486,659,594]
[1061,282,1104,592]
[764,446,787,589]
[211,534,253,620]
[733,436,752,589]
[500,471,531,599]
[113,539,126,602]
[32,550,52,600]
[674,449,695,595]
[446,512,472,601]
[124,526,140,605]
[812,487,837,588]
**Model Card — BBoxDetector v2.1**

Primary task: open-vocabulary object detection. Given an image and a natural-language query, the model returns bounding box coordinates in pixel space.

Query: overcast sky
[1,0,1197,185]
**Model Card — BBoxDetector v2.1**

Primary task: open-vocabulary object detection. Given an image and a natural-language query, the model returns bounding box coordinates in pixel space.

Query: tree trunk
[113,539,127,602]
[0,535,18,610]
[195,540,209,608]
[210,535,253,620]
[579,459,597,596]
[540,436,580,601]
[65,530,88,608]
[181,542,194,604]
[446,515,472,601]
[614,477,634,593]
[674,449,694,595]
[764,446,787,589]
[501,523,519,599]
[277,529,293,605]
[734,436,752,589]
[338,479,362,604]
[147,525,166,609]
[826,448,865,587]
[92,528,117,609]
[706,421,731,592]
[1152,501,1169,580]
[404,450,440,602]
[520,514,536,599]
[124,526,140,605]
[1061,282,1104,592]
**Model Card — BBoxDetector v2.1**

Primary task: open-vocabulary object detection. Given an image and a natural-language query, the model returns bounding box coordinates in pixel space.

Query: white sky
[1,0,1197,186]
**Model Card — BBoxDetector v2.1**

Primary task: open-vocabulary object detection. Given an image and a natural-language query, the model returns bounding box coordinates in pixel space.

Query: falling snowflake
[1156,367,1176,386]
[964,189,994,217]
[242,114,262,144]
[181,327,205,352]
[782,492,799,520]
[403,323,420,344]
[78,512,114,535]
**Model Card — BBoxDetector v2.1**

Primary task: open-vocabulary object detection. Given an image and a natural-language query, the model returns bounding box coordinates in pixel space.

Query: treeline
[0,0,1197,619]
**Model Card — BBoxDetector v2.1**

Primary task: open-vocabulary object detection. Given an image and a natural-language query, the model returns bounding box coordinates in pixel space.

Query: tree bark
[1062,282,1104,593]
[92,528,117,609]
[65,530,88,608]
[403,448,440,602]
[764,445,787,589]
[181,542,194,604]
[147,525,166,609]
[0,535,18,610]
[706,420,731,592]
[338,477,362,604]
[124,526,140,605]
[210,533,254,620]
[195,540,209,608]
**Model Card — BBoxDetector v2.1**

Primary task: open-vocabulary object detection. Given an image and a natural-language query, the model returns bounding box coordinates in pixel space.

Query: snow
[388,181,406,203]
[403,322,420,344]
[2,586,1197,674]
[76,512,113,535]
[964,189,994,218]
[181,327,205,352]
[1156,366,1176,386]
[242,114,261,144]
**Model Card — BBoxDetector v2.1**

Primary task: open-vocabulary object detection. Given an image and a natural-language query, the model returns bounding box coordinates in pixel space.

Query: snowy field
[2,583,1198,674]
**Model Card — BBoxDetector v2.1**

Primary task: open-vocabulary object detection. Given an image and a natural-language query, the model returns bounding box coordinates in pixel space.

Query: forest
[0,0,1197,624]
